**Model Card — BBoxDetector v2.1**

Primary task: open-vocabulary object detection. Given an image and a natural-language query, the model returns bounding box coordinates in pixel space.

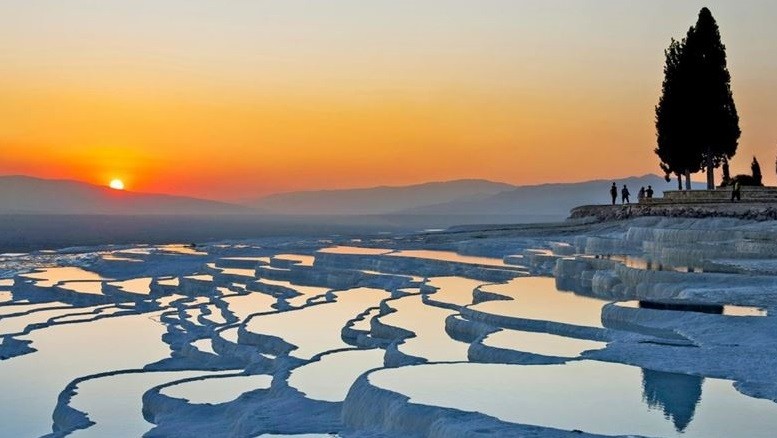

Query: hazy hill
[0,176,250,215]
[249,179,516,215]
[1,174,681,221]
[397,175,676,218]
[0,174,684,250]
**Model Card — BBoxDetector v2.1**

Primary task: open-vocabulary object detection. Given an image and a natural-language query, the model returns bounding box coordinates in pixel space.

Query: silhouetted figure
[752,156,763,186]
[621,185,630,204]
[646,185,654,198]
[642,368,704,432]
[731,181,741,202]
[638,186,646,201]
[721,158,731,186]
[610,183,617,205]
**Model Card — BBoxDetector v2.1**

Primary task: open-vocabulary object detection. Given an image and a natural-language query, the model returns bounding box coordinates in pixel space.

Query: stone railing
[570,186,777,221]
[641,186,777,205]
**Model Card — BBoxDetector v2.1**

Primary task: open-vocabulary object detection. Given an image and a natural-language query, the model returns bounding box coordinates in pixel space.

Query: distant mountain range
[246,179,515,215]
[0,174,676,219]
[396,175,674,218]
[249,175,675,219]
[0,176,250,215]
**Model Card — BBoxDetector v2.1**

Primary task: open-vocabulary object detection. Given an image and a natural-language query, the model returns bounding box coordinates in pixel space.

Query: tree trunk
[677,174,682,191]
[706,148,715,189]
[685,170,691,190]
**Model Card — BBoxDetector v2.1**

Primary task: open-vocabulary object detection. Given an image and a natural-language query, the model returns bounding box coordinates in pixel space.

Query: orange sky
[1,1,776,201]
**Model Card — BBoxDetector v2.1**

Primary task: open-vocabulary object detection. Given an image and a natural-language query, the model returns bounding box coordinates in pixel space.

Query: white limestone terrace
[0,216,776,436]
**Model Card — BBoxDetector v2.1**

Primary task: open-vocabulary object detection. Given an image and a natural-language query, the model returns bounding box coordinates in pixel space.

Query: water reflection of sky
[109,277,152,295]
[1,305,95,334]
[381,294,469,361]
[70,370,225,437]
[370,361,777,438]
[390,250,508,267]
[22,266,106,287]
[222,292,276,321]
[426,276,487,307]
[0,312,169,437]
[256,278,330,306]
[60,280,104,296]
[161,374,272,405]
[244,288,388,360]
[209,264,255,278]
[475,277,607,328]
[158,244,207,256]
[317,246,391,255]
[483,329,606,358]
[288,349,385,402]
[156,277,180,287]
[274,254,316,267]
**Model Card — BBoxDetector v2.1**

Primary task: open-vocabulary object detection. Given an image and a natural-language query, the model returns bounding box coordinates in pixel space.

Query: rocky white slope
[1,216,776,437]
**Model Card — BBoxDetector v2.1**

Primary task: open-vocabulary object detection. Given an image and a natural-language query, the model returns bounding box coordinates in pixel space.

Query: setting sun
[108,179,124,190]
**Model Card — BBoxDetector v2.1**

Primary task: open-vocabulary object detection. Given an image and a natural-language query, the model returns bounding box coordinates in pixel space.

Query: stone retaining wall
[650,186,777,203]
[570,202,777,222]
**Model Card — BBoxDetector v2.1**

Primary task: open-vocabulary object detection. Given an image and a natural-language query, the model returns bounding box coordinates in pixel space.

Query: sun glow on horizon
[109,179,125,190]
[1,1,776,198]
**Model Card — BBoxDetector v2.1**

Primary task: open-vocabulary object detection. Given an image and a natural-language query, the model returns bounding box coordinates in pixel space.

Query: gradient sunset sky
[1,1,775,201]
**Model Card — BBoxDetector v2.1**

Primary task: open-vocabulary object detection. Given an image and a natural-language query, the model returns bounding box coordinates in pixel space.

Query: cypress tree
[655,38,701,190]
[685,8,740,189]
[655,8,740,190]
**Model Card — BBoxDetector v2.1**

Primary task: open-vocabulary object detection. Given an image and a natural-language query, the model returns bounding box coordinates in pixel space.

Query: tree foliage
[655,8,740,189]
[656,38,700,189]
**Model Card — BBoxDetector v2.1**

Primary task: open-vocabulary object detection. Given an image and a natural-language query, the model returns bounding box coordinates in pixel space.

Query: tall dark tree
[655,38,701,190]
[687,8,741,189]
[655,8,740,190]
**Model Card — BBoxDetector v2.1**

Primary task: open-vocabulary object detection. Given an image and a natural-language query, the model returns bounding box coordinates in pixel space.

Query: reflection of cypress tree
[642,368,704,432]
[639,300,723,314]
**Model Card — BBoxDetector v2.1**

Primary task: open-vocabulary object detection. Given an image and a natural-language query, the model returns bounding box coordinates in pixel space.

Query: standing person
[638,186,646,202]
[610,183,618,205]
[646,185,654,199]
[622,185,630,204]
[731,181,741,202]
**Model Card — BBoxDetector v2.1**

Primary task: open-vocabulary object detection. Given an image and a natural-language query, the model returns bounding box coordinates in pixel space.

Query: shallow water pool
[390,250,509,267]
[244,288,388,360]
[161,374,273,404]
[482,329,606,358]
[369,360,777,437]
[288,349,385,401]
[473,277,608,328]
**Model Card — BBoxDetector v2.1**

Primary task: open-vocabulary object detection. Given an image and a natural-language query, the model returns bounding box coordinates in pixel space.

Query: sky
[0,0,776,201]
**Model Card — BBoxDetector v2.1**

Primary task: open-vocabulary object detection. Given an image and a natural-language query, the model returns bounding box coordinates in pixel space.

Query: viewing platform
[570,186,777,222]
